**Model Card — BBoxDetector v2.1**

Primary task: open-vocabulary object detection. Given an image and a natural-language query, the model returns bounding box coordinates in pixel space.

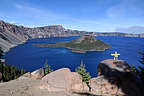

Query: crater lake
[4,36,144,77]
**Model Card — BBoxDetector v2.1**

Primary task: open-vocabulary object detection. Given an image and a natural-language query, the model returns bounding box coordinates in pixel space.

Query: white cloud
[116,26,144,33]
[12,3,126,32]
[13,3,101,29]
[15,4,39,12]
[106,0,143,19]
[15,4,23,9]
[9,21,16,24]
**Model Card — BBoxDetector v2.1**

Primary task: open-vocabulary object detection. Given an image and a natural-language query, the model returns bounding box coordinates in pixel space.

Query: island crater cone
[34,35,111,53]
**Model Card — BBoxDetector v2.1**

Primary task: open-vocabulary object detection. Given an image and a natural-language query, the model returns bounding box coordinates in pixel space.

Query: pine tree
[139,52,144,65]
[131,64,139,73]
[20,69,26,75]
[138,52,144,82]
[44,60,53,75]
[75,60,91,85]
[0,49,5,81]
[131,52,144,82]
[0,48,4,75]
[0,48,27,82]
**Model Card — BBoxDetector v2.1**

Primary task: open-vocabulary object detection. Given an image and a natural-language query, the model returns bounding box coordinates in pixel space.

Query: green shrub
[75,63,91,85]
[44,60,53,75]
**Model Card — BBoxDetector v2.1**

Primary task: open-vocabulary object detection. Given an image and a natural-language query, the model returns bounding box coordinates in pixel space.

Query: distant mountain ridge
[0,20,144,52]
[91,32,144,37]
[0,20,80,52]
[116,26,144,33]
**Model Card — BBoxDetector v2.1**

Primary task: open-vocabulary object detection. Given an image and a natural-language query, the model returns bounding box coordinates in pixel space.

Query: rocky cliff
[0,20,80,52]
[89,59,144,96]
[0,59,143,96]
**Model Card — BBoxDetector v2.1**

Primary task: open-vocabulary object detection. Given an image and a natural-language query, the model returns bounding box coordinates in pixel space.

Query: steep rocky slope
[0,20,80,52]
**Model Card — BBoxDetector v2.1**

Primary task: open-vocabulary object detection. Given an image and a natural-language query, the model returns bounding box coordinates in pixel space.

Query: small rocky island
[33,35,111,53]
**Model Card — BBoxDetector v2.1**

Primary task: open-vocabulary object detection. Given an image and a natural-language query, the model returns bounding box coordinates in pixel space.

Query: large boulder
[17,72,31,80]
[89,59,144,96]
[18,68,44,80]
[89,76,124,96]
[31,68,44,80]
[40,68,89,92]
[97,59,131,77]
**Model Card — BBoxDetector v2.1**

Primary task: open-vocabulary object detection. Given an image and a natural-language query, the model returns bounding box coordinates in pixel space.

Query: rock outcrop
[18,68,44,80]
[40,68,89,92]
[31,68,45,80]
[0,68,90,96]
[0,59,144,96]
[17,72,31,80]
[89,59,144,96]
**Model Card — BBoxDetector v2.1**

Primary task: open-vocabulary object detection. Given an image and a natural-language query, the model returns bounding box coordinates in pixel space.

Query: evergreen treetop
[75,61,91,85]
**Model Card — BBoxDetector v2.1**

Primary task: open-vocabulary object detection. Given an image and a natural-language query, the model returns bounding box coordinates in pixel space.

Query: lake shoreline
[4,36,144,77]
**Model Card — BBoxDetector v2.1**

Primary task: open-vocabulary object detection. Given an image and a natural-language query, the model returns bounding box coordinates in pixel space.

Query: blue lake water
[5,36,144,77]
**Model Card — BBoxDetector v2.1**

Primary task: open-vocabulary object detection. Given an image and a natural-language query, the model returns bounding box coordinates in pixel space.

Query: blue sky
[0,0,144,33]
